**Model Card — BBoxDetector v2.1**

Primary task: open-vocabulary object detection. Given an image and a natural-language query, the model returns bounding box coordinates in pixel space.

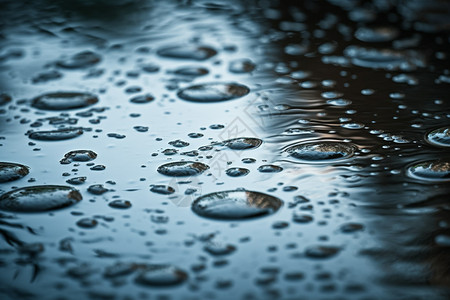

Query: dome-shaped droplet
[284,141,355,162]
[157,161,209,177]
[174,66,209,77]
[407,160,450,182]
[150,185,175,195]
[222,137,262,150]
[305,245,341,259]
[108,200,132,209]
[229,59,256,73]
[56,51,101,69]
[135,265,188,287]
[192,190,283,220]
[157,45,217,60]
[60,150,97,164]
[130,94,154,104]
[354,27,399,43]
[0,185,82,212]
[225,167,249,177]
[0,162,29,183]
[28,128,83,141]
[257,165,283,173]
[31,92,98,110]
[204,243,236,256]
[177,82,249,102]
[426,127,450,147]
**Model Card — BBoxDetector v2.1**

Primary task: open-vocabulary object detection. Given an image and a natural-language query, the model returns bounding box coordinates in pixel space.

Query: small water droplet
[31,92,98,111]
[157,161,209,177]
[177,82,250,102]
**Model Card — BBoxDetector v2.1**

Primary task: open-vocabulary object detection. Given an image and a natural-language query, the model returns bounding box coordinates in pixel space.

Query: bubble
[257,165,283,173]
[135,265,188,287]
[177,82,250,102]
[174,66,209,77]
[150,185,175,195]
[204,243,236,255]
[157,45,217,60]
[426,126,450,147]
[354,27,399,43]
[157,161,209,177]
[222,137,262,150]
[191,190,283,220]
[28,128,84,141]
[60,150,97,164]
[129,94,155,104]
[407,160,450,182]
[0,162,29,183]
[225,167,249,177]
[304,245,341,259]
[76,218,98,229]
[0,185,82,212]
[229,59,255,73]
[56,51,101,69]
[31,92,98,110]
[108,200,132,209]
[284,141,356,162]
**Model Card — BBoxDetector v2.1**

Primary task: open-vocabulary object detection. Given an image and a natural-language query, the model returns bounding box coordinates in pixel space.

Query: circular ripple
[31,92,98,111]
[192,190,283,220]
[0,185,82,212]
[29,128,83,141]
[135,265,188,287]
[407,160,450,182]
[223,137,262,150]
[157,45,217,60]
[177,82,249,102]
[157,161,209,177]
[284,141,356,162]
[426,126,450,148]
[0,162,29,183]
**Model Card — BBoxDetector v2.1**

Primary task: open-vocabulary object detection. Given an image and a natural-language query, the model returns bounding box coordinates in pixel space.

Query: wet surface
[0,0,449,299]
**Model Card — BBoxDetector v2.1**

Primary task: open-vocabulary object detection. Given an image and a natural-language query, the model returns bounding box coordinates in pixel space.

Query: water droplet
[305,245,341,259]
[150,185,175,195]
[341,122,364,130]
[29,128,83,141]
[0,162,29,183]
[129,94,154,104]
[426,126,450,147]
[108,200,132,209]
[157,45,217,60]
[222,137,262,150]
[174,66,209,77]
[66,176,87,185]
[292,212,313,224]
[60,150,97,164]
[204,243,236,255]
[0,93,12,106]
[157,161,209,177]
[257,165,283,173]
[407,160,450,182]
[87,184,109,195]
[168,139,190,148]
[284,141,356,162]
[354,27,399,42]
[191,190,283,220]
[327,98,352,106]
[0,185,82,212]
[177,82,249,102]
[225,167,249,177]
[340,223,364,233]
[135,265,188,287]
[76,218,98,229]
[56,51,101,69]
[229,59,255,73]
[31,92,98,110]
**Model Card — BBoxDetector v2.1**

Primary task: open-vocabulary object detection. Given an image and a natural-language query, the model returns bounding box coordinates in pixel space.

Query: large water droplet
[56,51,101,69]
[177,82,249,102]
[192,190,283,220]
[426,127,450,147]
[29,128,83,141]
[284,141,356,162]
[60,150,97,164]
[31,92,98,110]
[407,160,450,182]
[135,265,188,287]
[0,185,82,212]
[157,45,217,60]
[0,162,29,183]
[222,137,262,150]
[157,161,209,177]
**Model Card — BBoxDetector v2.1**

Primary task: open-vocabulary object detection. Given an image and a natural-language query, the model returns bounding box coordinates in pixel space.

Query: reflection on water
[0,0,449,299]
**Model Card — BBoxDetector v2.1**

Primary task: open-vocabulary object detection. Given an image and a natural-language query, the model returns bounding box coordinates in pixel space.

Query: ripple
[60,150,97,164]
[157,161,209,177]
[284,141,356,162]
[135,265,188,287]
[31,92,98,110]
[56,51,101,69]
[157,45,217,60]
[191,190,283,220]
[0,162,29,183]
[222,137,262,150]
[426,126,450,147]
[407,160,450,182]
[29,128,83,141]
[0,185,82,212]
[177,82,249,102]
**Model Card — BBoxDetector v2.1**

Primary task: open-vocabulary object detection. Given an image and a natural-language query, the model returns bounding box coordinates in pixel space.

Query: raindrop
[0,162,29,183]
[407,160,450,182]
[157,45,217,60]
[29,128,83,141]
[225,167,249,177]
[135,265,188,287]
[31,92,98,110]
[0,185,82,212]
[60,150,97,164]
[426,126,450,147]
[56,51,101,69]
[284,141,356,162]
[191,190,283,220]
[222,137,262,150]
[177,82,249,102]
[157,161,209,177]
